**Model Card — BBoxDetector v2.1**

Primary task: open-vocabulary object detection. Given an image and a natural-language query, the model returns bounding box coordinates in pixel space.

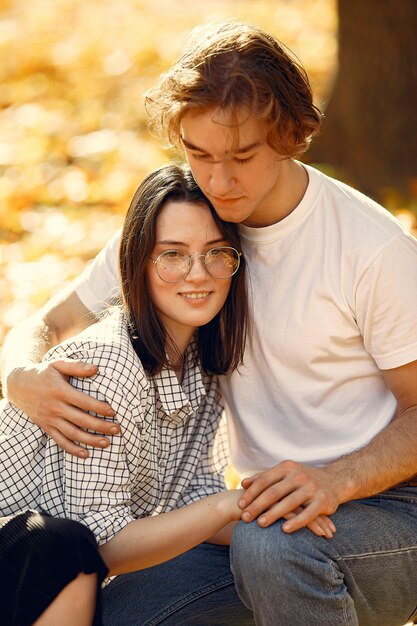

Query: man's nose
[209,162,235,197]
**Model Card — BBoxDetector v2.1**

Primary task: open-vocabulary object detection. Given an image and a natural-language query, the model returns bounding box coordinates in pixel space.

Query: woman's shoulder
[45,308,142,374]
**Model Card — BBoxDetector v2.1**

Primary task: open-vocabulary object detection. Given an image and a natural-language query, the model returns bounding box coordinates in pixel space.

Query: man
[2,20,417,625]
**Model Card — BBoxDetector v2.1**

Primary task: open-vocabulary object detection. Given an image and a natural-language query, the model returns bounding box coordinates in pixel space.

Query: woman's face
[146,200,233,349]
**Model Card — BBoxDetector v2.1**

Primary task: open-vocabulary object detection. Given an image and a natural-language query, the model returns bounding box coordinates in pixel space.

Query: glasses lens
[156,251,189,282]
[205,247,240,278]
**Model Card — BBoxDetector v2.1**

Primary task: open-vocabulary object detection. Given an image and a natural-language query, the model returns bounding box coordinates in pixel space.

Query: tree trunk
[306,0,417,202]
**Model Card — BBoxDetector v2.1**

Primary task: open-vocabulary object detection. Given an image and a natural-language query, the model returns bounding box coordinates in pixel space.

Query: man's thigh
[331,488,417,625]
[231,487,417,626]
[102,542,255,626]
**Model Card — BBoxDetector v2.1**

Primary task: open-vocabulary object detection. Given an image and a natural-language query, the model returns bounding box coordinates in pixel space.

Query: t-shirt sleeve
[73,228,122,314]
[355,232,417,369]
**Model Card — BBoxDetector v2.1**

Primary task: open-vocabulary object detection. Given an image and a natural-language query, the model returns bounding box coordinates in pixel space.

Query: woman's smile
[179,290,212,301]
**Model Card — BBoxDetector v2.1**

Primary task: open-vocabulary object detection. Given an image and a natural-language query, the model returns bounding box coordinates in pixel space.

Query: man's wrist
[322,463,360,504]
[2,364,34,402]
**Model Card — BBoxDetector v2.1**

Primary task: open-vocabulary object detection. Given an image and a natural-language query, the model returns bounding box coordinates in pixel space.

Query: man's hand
[6,359,119,458]
[238,460,340,534]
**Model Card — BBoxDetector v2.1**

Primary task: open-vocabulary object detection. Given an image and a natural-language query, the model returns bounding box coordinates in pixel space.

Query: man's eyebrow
[181,137,262,155]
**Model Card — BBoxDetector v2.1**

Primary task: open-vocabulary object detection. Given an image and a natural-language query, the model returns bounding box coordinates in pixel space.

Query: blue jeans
[102,542,255,625]
[231,486,417,625]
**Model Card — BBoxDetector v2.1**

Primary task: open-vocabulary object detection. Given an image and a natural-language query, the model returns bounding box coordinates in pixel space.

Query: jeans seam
[334,545,417,561]
[322,557,352,626]
[144,576,235,626]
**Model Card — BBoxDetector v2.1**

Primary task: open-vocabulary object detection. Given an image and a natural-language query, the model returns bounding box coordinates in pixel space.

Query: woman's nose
[184,255,208,281]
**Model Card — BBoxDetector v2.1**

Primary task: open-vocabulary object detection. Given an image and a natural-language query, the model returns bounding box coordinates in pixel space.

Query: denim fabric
[230,486,417,625]
[102,542,255,625]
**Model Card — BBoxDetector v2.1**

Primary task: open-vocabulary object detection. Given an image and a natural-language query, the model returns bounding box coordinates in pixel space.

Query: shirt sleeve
[73,229,122,314]
[176,390,229,507]
[40,340,146,545]
[355,232,417,369]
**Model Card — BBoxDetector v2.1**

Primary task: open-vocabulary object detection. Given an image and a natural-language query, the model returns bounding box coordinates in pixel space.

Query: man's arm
[238,359,417,532]
[0,288,119,458]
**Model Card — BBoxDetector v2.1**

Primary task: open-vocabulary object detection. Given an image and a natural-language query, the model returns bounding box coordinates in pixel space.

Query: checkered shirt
[0,309,228,545]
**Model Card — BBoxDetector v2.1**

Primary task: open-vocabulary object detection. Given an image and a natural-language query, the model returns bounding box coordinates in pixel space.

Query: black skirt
[0,510,108,626]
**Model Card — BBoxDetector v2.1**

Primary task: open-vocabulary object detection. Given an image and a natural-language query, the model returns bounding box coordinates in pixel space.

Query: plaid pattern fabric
[0,309,228,545]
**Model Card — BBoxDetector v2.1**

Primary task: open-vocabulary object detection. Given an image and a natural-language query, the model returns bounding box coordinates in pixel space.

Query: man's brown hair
[145,20,322,158]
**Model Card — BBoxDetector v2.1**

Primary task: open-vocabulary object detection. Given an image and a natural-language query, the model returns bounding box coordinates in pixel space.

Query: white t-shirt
[74,164,417,477]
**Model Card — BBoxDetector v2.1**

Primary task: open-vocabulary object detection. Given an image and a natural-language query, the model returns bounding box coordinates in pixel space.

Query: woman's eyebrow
[156,237,227,246]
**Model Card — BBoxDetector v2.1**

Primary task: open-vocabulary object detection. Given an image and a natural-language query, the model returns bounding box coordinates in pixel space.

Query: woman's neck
[166,346,184,383]
[165,326,195,380]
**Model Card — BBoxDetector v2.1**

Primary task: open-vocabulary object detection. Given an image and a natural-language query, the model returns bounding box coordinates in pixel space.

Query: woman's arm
[49,329,243,571]
[99,490,242,576]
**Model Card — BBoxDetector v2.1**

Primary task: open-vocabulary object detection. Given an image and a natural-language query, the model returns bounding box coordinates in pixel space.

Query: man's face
[181,107,286,228]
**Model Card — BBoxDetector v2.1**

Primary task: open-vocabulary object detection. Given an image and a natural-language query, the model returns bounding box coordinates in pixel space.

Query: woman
[0,163,248,625]
[0,164,332,625]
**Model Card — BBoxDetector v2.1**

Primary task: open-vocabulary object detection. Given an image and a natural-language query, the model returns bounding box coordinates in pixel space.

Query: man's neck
[280,160,309,220]
[243,160,309,228]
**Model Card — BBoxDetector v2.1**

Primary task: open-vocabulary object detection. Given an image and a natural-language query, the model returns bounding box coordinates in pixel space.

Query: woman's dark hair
[119,163,248,376]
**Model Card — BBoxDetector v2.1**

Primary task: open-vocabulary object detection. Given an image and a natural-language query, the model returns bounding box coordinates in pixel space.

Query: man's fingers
[281,501,323,533]
[59,419,112,448]
[64,403,120,435]
[47,410,121,454]
[241,481,292,521]
[36,388,119,433]
[62,387,118,422]
[240,474,260,489]
[47,427,90,459]
[53,359,99,378]
[249,490,307,527]
[52,361,116,418]
[238,470,284,509]
[51,405,120,445]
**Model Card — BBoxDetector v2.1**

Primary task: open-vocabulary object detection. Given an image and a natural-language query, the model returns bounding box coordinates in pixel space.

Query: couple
[2,19,417,626]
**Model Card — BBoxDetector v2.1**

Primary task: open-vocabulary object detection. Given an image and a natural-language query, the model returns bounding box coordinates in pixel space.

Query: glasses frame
[151,246,242,283]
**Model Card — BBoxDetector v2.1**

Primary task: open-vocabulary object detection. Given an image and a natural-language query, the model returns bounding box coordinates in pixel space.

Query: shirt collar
[154,336,207,415]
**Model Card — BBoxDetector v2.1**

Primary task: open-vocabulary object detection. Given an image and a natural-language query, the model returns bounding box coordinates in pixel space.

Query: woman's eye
[164,251,182,259]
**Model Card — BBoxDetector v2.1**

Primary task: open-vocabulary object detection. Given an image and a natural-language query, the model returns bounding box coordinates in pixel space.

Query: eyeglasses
[151,246,242,283]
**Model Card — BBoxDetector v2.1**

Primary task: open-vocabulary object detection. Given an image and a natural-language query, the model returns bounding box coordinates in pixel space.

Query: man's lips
[209,195,243,204]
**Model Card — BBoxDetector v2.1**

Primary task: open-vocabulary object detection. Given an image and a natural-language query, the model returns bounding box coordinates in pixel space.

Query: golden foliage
[1,0,416,349]
[0,0,339,344]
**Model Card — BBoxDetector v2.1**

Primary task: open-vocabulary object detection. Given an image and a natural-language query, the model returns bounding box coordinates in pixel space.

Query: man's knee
[231,520,289,580]
[230,519,337,584]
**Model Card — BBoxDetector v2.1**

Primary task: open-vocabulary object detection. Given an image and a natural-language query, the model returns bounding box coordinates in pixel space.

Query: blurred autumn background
[1,0,417,354]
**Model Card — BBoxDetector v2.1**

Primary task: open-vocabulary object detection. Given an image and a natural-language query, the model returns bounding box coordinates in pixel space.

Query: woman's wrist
[213,489,243,523]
